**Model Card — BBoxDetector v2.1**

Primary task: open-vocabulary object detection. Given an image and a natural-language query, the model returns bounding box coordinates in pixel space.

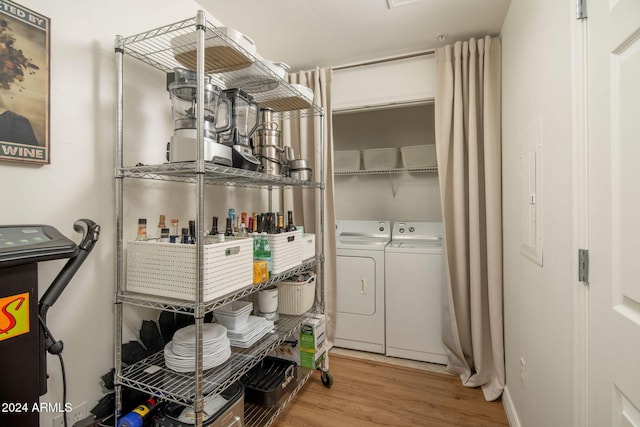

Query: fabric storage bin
[277,272,316,315]
[126,237,253,302]
[267,230,303,274]
[334,150,361,171]
[401,144,437,168]
[362,147,400,170]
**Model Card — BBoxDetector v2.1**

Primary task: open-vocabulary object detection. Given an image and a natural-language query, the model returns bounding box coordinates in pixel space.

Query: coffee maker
[166,68,232,165]
[218,88,261,170]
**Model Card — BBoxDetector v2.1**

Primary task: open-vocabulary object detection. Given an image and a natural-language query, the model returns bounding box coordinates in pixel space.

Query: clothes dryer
[385,221,448,364]
[335,220,390,354]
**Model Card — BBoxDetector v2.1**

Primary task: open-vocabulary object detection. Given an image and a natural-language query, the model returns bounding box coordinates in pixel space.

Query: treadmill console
[0,225,78,267]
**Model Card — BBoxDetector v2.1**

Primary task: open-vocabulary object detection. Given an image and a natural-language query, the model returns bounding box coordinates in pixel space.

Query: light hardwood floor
[272,351,509,427]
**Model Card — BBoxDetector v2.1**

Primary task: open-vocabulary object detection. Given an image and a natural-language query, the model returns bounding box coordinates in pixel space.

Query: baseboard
[502,385,522,427]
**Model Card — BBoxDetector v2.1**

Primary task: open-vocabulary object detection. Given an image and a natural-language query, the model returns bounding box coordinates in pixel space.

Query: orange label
[0,292,29,342]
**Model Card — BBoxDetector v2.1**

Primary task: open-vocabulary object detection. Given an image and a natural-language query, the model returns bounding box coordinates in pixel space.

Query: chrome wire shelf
[334,166,438,176]
[244,367,314,427]
[118,314,306,406]
[118,162,324,189]
[118,257,320,313]
[116,16,323,119]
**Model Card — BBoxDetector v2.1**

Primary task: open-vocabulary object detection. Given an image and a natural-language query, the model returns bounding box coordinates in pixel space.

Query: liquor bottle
[237,222,248,238]
[228,208,236,232]
[251,212,258,233]
[188,220,196,244]
[224,217,234,236]
[275,212,285,233]
[157,215,166,238]
[170,218,179,238]
[136,218,147,241]
[159,228,170,243]
[181,228,190,244]
[209,216,219,235]
[255,213,263,234]
[248,216,254,233]
[286,210,297,232]
[260,231,272,275]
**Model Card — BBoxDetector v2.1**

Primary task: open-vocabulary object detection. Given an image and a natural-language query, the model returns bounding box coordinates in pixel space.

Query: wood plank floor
[272,352,509,427]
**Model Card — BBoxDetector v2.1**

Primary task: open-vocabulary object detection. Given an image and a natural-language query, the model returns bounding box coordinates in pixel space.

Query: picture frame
[0,1,50,164]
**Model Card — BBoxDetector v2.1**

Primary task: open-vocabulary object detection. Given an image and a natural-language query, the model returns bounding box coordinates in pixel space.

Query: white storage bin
[126,237,253,302]
[334,150,360,171]
[362,147,400,170]
[301,234,316,261]
[277,273,316,315]
[401,144,437,168]
[267,230,303,274]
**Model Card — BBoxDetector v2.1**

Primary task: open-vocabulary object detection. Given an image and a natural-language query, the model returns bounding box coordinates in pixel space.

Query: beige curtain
[282,67,337,348]
[435,36,504,401]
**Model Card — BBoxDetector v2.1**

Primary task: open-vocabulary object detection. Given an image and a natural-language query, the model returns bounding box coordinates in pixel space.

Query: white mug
[258,286,278,314]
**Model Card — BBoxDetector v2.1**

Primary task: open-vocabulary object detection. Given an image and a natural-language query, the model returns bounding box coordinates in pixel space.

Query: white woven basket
[266,230,303,274]
[126,237,253,302]
[277,273,316,315]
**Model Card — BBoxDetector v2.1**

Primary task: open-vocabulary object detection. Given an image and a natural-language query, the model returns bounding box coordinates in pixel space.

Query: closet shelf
[117,314,311,407]
[334,167,438,175]
[117,257,320,314]
[118,162,324,189]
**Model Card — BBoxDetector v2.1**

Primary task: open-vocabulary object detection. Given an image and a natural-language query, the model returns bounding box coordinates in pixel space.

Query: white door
[336,255,376,315]
[588,0,640,425]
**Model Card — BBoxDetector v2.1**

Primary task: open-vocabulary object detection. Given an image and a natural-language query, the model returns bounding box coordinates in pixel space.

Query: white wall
[0,1,221,426]
[333,104,441,222]
[501,0,576,425]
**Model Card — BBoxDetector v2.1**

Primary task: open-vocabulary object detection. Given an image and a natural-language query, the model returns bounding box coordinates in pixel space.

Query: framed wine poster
[0,1,50,164]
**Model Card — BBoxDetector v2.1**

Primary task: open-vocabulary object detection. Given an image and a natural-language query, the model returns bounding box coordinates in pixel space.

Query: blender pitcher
[166,67,232,165]
[218,89,261,170]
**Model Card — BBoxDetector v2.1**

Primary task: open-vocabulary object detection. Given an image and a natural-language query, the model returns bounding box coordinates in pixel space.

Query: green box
[300,346,326,370]
[299,314,326,352]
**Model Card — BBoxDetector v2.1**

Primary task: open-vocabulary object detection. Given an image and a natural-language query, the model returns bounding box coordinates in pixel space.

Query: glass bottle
[209,216,219,235]
[253,232,262,259]
[224,217,234,237]
[286,210,297,232]
[275,212,285,233]
[170,218,179,237]
[188,220,196,244]
[136,218,147,241]
[157,215,166,238]
[237,222,248,238]
[181,228,190,244]
[160,228,170,243]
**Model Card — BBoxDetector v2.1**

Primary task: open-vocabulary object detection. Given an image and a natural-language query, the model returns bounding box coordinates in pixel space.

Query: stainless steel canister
[254,109,283,175]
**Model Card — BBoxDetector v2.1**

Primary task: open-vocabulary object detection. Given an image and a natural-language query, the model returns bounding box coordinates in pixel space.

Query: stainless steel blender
[218,88,261,170]
[166,68,232,165]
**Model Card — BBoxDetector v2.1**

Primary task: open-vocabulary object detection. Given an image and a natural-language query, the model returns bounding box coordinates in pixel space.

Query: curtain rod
[332,49,435,71]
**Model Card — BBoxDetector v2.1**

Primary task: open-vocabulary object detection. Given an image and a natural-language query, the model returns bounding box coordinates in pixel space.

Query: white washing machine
[335,220,390,354]
[385,221,448,364]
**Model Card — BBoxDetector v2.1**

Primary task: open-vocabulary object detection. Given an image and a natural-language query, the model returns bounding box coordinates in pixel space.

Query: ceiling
[196,0,511,71]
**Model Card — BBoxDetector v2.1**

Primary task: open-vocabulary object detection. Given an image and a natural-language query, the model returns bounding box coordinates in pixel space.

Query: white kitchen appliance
[335,220,390,354]
[385,221,448,364]
[166,68,232,165]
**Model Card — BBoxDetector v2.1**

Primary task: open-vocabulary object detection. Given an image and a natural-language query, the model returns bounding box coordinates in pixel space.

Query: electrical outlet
[520,357,527,387]
[52,402,87,427]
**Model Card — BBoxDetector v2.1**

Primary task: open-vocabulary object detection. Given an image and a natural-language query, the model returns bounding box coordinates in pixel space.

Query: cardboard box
[300,346,326,370]
[299,313,326,352]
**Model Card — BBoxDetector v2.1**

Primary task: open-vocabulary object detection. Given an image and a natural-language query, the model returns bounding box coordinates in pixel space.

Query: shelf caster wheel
[319,368,333,388]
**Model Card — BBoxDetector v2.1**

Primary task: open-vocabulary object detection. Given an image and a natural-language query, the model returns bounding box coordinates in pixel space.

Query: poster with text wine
[0,1,49,164]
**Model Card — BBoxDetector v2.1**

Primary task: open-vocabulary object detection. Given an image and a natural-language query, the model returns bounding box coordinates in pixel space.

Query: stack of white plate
[164,323,231,373]
[227,316,274,348]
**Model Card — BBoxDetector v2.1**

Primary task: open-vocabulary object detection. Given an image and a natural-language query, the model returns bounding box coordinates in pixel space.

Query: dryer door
[336,255,376,315]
